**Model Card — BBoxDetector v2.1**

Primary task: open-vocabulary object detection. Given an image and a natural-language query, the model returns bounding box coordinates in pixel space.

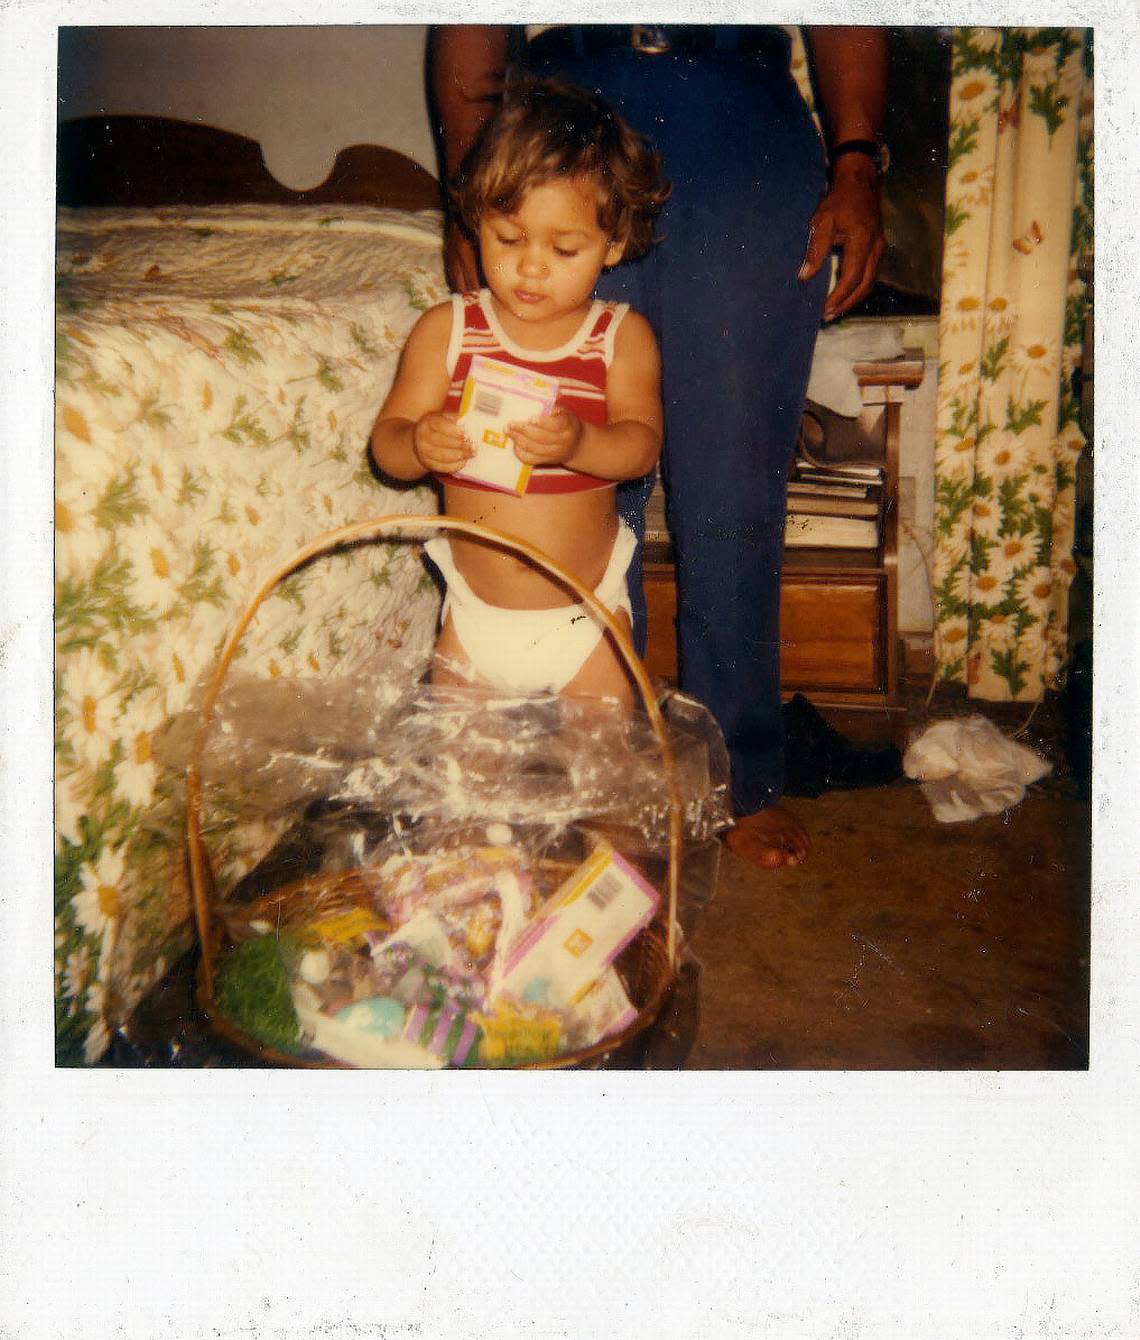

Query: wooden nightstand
[643,351,925,741]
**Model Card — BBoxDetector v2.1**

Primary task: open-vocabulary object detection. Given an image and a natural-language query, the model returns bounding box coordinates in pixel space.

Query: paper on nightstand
[806,323,906,417]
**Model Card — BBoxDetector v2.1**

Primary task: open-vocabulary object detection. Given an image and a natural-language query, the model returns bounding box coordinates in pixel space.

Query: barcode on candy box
[473,388,503,417]
[586,869,623,912]
[454,355,560,495]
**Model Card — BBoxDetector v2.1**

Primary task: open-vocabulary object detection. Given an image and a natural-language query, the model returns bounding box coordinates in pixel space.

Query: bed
[54,116,448,1063]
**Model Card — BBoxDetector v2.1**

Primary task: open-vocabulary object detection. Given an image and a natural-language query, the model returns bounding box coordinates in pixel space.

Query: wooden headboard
[57,115,442,211]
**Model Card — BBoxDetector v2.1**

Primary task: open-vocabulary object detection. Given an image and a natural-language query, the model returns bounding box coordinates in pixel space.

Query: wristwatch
[829,139,890,180]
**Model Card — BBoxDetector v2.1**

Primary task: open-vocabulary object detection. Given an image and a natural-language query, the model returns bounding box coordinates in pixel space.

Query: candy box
[454,355,559,495]
[495,845,660,1012]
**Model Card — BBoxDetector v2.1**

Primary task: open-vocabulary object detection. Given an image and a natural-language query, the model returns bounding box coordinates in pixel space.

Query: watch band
[829,139,889,177]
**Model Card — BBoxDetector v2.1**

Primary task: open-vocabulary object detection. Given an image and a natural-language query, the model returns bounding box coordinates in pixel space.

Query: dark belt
[527,24,789,65]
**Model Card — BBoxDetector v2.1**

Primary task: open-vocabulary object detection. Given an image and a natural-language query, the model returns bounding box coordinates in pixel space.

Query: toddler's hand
[413,412,472,474]
[508,408,583,467]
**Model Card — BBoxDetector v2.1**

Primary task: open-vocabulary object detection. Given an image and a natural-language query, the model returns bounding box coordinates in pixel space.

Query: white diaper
[423,521,636,694]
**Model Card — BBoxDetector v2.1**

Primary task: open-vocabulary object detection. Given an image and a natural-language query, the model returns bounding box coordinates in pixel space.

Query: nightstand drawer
[644,564,886,693]
[644,562,680,681]
[779,575,884,691]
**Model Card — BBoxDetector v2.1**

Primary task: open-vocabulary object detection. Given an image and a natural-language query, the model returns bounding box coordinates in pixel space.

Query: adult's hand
[798,153,884,322]
[444,219,481,293]
[430,25,508,293]
[801,26,888,322]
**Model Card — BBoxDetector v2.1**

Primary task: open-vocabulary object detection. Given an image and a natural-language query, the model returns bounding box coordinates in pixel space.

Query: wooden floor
[670,681,1090,1070]
[683,788,1088,1069]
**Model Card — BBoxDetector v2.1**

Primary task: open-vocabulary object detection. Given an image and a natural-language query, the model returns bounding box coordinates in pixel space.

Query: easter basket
[186,515,697,1069]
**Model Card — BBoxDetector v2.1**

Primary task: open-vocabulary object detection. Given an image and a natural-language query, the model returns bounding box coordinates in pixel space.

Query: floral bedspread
[55,204,447,1062]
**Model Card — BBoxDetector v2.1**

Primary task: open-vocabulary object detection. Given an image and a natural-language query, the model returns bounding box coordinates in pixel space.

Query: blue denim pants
[528,30,829,814]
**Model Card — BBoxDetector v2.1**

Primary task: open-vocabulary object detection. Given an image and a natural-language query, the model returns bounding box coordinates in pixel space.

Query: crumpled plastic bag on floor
[903,716,1052,823]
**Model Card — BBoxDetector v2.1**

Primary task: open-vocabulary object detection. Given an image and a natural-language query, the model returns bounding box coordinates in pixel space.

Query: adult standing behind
[429,24,887,869]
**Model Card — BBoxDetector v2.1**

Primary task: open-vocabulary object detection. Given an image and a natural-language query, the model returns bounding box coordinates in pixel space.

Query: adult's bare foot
[724,803,809,870]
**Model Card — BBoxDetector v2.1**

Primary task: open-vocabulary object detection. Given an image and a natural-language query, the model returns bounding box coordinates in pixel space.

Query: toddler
[370,76,669,704]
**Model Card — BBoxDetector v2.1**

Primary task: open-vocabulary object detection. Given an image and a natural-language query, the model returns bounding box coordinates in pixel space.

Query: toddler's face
[479,176,624,334]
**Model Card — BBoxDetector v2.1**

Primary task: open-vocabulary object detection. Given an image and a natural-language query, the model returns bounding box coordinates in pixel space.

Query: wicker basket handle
[186,514,683,996]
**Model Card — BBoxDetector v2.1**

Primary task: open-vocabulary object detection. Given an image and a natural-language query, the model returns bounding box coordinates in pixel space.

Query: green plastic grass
[215,935,302,1055]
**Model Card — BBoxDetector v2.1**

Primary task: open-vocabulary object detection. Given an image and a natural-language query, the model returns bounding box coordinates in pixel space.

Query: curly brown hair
[451,75,670,261]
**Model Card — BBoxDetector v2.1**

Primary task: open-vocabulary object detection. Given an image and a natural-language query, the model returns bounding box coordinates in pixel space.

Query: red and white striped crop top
[440,289,627,494]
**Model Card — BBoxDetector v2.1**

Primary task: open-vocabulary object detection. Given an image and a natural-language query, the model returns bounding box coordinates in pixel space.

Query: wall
[57,25,436,189]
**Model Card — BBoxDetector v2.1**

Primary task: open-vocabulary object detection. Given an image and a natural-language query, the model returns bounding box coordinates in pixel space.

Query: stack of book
[643,441,886,554]
[785,458,885,550]
[643,477,672,558]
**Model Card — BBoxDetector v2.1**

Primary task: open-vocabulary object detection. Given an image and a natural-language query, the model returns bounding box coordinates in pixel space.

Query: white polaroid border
[3,3,1138,1337]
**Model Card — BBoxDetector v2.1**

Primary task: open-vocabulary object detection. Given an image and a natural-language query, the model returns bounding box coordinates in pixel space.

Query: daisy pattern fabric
[55,204,445,1063]
[933,29,1093,700]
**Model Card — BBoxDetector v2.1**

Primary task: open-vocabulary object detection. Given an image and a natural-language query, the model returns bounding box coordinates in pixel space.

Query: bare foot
[724,803,809,870]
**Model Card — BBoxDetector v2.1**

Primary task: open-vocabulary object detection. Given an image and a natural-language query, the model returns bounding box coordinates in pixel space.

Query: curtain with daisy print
[933,28,1093,701]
